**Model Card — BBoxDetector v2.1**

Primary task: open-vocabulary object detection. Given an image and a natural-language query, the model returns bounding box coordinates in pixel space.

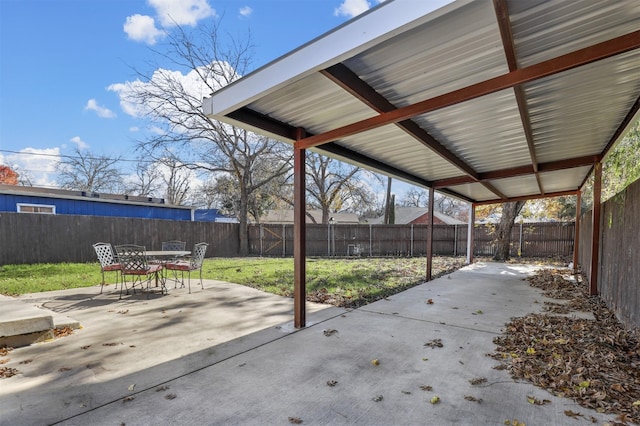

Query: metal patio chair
[159,240,187,283]
[161,240,186,252]
[115,244,165,299]
[92,242,121,293]
[164,242,208,293]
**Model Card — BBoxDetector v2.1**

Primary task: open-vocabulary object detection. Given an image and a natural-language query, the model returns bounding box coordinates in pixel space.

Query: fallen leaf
[564,410,583,419]
[527,395,551,405]
[426,299,434,305]
[372,395,383,402]
[419,385,433,391]
[430,395,440,404]
[469,377,487,385]
[128,384,135,391]
[288,417,303,424]
[424,339,443,349]
[323,329,338,337]
[371,359,380,366]
[165,394,177,400]
[327,380,338,387]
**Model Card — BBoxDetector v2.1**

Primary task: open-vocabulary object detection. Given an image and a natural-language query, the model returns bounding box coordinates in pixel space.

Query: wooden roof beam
[297,30,640,149]
[475,190,578,206]
[494,0,543,195]
[433,155,598,188]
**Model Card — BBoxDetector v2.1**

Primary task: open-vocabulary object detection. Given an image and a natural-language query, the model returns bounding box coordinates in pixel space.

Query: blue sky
[0,0,387,188]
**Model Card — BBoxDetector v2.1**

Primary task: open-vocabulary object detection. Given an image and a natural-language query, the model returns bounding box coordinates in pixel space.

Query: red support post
[589,163,602,296]
[293,129,307,328]
[573,191,581,275]
[426,187,434,281]
[467,203,475,264]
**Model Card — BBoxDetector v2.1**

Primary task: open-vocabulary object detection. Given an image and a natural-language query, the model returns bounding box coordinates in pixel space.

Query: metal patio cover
[203,0,640,205]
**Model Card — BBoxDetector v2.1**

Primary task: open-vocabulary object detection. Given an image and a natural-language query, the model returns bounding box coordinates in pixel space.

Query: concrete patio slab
[0,262,614,425]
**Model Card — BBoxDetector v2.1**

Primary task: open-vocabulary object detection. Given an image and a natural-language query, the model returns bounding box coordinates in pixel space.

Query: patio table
[146,250,191,287]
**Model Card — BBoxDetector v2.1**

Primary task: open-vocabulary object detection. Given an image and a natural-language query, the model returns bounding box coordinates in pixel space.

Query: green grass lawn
[0,257,466,307]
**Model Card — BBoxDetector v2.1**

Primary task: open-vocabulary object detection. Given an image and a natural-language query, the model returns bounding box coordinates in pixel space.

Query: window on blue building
[17,203,56,214]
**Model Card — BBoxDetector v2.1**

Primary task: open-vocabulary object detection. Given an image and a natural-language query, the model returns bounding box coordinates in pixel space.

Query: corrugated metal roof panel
[446,182,501,202]
[419,90,532,173]
[345,0,506,106]
[334,125,463,180]
[249,73,376,136]
[510,0,640,67]
[491,175,541,198]
[526,51,640,163]
[540,166,593,193]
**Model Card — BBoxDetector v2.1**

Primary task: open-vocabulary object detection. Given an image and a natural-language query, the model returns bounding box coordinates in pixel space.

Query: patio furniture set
[92,241,208,299]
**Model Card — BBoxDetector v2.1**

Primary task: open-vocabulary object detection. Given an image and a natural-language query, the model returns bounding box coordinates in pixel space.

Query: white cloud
[124,14,165,45]
[151,0,215,27]
[70,136,90,151]
[124,1,215,45]
[108,63,230,120]
[85,99,116,118]
[239,6,252,18]
[4,147,61,187]
[334,0,371,18]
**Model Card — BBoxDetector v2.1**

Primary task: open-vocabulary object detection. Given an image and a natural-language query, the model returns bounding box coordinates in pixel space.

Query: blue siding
[0,194,191,220]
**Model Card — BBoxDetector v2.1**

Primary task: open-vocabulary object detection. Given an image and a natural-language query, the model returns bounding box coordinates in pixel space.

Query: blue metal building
[0,184,193,220]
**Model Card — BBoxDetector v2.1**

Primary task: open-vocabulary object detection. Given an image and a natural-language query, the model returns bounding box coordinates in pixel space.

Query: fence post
[454,224,458,256]
[282,224,286,257]
[260,224,263,256]
[369,224,372,257]
[410,224,414,257]
[519,222,523,257]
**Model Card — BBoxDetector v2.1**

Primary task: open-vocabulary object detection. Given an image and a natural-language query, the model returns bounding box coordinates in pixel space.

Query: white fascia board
[203,0,466,118]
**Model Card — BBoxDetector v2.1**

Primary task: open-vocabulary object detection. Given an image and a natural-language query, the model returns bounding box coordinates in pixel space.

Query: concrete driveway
[0,262,612,425]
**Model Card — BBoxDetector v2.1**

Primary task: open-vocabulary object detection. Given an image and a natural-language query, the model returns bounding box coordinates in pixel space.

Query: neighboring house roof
[368,207,465,225]
[261,209,360,224]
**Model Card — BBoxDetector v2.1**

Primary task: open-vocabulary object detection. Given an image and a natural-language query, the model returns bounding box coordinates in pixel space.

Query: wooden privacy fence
[248,222,575,258]
[0,213,239,265]
[579,178,640,330]
[0,212,575,265]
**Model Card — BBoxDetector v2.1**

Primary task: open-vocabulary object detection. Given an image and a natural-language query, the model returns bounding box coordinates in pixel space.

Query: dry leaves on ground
[490,269,640,424]
[54,326,74,338]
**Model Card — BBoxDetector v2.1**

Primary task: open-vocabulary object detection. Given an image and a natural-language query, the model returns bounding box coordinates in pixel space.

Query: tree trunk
[238,187,250,256]
[492,201,525,261]
[384,177,392,224]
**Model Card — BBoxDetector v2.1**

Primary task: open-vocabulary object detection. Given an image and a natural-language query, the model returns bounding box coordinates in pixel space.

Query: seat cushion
[165,261,192,271]
[102,263,121,271]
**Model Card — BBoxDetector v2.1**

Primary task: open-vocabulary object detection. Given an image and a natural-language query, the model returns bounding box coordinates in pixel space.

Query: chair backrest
[190,243,208,268]
[115,244,148,273]
[162,240,186,251]
[93,243,117,267]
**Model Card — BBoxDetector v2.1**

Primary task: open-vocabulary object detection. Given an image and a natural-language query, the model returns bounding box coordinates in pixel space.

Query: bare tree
[56,147,123,193]
[160,155,191,205]
[126,157,163,197]
[400,187,428,207]
[116,22,292,254]
[306,152,374,224]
